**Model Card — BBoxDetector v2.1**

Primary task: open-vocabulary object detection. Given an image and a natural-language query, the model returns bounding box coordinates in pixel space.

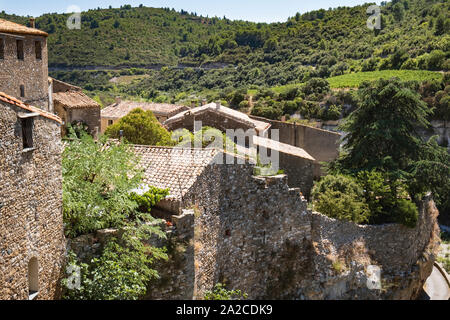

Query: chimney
[191,101,197,108]
[215,101,221,109]
[115,97,121,105]
[30,18,36,28]
[201,99,207,106]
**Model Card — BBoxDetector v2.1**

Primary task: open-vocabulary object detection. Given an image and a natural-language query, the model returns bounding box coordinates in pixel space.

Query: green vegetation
[204,283,248,300]
[62,129,169,299]
[312,174,370,224]
[327,70,443,88]
[320,78,449,227]
[105,108,175,146]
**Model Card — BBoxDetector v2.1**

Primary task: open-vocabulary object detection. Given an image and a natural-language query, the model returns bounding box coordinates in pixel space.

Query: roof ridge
[0,91,62,124]
[0,18,48,37]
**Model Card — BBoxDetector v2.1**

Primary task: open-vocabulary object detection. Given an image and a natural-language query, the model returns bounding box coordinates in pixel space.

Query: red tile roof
[133,145,220,201]
[0,19,48,37]
[101,101,189,119]
[0,91,62,124]
[53,90,100,109]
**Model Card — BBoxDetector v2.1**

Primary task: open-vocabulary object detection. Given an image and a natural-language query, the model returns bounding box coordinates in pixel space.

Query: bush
[312,175,370,224]
[204,284,248,300]
[105,108,174,146]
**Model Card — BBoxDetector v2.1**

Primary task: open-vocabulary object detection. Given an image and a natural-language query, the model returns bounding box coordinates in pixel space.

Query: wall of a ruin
[0,34,48,109]
[0,101,65,300]
[172,164,439,300]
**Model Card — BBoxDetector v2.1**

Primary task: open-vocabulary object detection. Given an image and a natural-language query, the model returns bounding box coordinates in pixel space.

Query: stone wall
[151,159,440,300]
[0,101,65,300]
[66,155,439,300]
[0,34,48,109]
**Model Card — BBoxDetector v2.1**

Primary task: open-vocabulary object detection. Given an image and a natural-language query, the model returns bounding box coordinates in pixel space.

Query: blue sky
[0,0,380,23]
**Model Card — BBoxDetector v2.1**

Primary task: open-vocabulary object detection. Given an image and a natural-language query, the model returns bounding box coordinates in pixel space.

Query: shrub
[105,108,174,146]
[312,175,370,224]
[204,284,248,300]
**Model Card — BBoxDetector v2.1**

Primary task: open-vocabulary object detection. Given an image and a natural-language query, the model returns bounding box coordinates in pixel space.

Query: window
[0,38,4,60]
[17,40,24,60]
[20,85,25,98]
[108,120,114,126]
[28,258,39,300]
[21,117,34,150]
[35,41,42,60]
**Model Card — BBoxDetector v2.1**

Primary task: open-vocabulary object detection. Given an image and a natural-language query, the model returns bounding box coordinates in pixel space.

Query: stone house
[50,78,101,137]
[0,91,66,300]
[164,102,271,137]
[101,99,189,133]
[0,18,49,110]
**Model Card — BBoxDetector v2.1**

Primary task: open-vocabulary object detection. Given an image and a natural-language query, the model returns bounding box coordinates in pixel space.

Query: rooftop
[133,145,220,201]
[0,91,61,124]
[164,103,271,133]
[102,101,189,119]
[0,19,48,37]
[53,90,100,109]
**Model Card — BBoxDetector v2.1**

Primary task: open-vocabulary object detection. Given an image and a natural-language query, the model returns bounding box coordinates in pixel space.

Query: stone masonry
[0,93,65,300]
[0,19,49,110]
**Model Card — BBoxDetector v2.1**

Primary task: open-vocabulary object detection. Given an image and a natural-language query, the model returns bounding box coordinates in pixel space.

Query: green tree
[338,78,431,176]
[105,108,174,146]
[63,129,144,237]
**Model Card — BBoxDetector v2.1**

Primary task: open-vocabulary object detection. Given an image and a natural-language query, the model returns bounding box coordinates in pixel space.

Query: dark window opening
[20,85,25,98]
[108,120,114,126]
[17,40,24,60]
[35,41,42,60]
[21,118,34,150]
[0,38,4,60]
[28,258,39,300]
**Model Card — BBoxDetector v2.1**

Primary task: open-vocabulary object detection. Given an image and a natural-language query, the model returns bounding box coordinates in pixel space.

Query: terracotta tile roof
[53,90,100,109]
[164,103,271,133]
[0,91,61,124]
[101,101,189,119]
[0,19,48,37]
[133,145,220,201]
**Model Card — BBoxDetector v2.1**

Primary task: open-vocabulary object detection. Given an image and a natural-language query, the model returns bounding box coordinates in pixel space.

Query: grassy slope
[327,70,444,88]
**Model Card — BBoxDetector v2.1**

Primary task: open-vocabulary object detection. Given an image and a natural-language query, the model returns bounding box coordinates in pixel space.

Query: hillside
[1,0,448,72]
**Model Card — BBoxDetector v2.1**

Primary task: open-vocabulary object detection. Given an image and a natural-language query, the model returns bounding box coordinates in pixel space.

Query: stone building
[164,102,271,136]
[0,18,49,110]
[101,100,189,133]
[126,145,440,300]
[0,91,66,300]
[50,78,101,136]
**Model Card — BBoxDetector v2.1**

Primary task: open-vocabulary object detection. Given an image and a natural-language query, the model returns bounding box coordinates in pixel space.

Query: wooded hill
[1,0,448,73]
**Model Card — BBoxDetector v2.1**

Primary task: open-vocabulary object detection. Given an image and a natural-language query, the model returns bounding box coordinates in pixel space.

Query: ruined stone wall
[166,162,439,300]
[0,34,48,109]
[0,101,65,300]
